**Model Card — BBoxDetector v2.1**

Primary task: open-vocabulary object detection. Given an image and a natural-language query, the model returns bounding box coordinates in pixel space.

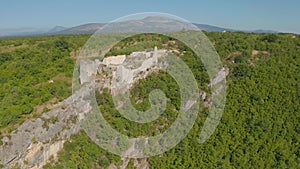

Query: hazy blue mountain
[0,19,282,37]
[47,26,67,33]
[250,29,279,34]
[194,24,279,33]
[193,23,234,32]
[54,22,230,34]
[50,22,280,35]
[0,28,48,37]
[54,23,105,34]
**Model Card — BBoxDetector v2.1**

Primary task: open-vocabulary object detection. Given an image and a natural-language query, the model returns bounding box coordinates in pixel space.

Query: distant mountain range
[49,23,278,35]
[0,28,49,37]
[47,26,67,33]
[0,20,280,37]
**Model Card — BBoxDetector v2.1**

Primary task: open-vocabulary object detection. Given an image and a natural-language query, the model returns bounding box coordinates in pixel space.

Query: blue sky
[0,0,299,33]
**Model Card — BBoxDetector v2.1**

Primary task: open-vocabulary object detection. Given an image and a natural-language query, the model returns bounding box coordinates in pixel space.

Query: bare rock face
[209,67,229,87]
[0,47,189,169]
[102,55,126,66]
[80,59,100,84]
[0,83,94,169]
[103,47,167,95]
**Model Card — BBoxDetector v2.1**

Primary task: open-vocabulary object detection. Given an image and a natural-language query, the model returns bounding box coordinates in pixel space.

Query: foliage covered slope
[0,32,299,168]
[0,35,89,134]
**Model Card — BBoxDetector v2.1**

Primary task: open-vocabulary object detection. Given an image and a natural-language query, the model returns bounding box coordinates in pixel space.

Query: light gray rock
[80,59,100,84]
[0,47,172,169]
[0,82,94,169]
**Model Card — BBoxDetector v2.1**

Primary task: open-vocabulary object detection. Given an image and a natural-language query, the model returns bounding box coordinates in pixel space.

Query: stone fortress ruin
[0,45,227,169]
[80,46,169,95]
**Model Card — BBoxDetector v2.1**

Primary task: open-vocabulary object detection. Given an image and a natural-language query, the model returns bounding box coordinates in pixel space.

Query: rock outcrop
[0,82,94,169]
[0,46,222,168]
[80,59,100,84]
[0,47,166,169]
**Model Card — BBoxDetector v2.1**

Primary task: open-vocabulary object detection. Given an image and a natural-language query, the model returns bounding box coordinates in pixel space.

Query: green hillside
[0,32,299,168]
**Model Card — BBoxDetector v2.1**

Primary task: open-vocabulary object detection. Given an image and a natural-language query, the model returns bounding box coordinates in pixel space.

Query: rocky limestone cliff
[0,82,94,169]
[0,47,165,169]
[0,47,226,169]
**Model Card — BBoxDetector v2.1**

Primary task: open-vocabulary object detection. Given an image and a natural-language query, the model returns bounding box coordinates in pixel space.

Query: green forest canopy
[0,32,299,168]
